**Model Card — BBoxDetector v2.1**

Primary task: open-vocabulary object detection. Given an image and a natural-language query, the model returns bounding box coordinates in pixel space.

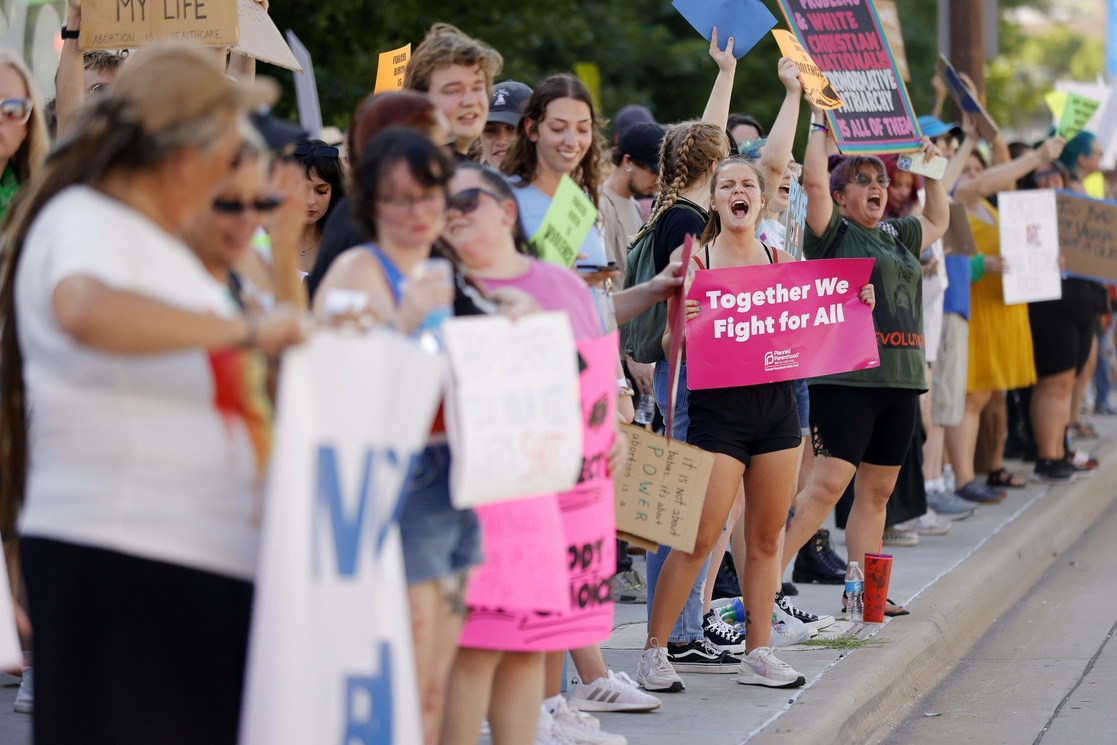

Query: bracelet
[60,24,79,40]
[810,122,829,133]
[238,314,259,349]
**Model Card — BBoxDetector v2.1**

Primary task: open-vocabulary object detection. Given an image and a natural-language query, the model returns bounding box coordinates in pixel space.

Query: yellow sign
[573,62,602,110]
[532,175,599,268]
[772,29,844,110]
[373,43,411,94]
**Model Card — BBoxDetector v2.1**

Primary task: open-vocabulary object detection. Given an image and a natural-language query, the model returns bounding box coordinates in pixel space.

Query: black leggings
[22,538,253,745]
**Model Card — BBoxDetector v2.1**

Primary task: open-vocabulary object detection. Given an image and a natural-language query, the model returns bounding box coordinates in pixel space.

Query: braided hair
[637,121,728,238]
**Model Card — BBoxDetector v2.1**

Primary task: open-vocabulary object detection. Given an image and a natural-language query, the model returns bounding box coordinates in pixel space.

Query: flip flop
[884,599,909,617]
[986,468,1026,489]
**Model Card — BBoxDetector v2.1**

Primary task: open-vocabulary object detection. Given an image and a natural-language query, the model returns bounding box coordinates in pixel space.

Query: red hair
[879,154,923,218]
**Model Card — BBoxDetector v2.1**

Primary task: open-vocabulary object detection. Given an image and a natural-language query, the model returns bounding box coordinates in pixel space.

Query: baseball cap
[918,115,961,140]
[617,122,666,174]
[613,104,655,140]
[487,80,532,127]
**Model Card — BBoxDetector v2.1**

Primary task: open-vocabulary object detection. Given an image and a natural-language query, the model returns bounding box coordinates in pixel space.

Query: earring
[625,166,632,172]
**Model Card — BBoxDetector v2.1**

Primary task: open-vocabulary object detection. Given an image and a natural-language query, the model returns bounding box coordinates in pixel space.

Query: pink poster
[686,258,879,390]
[460,333,618,651]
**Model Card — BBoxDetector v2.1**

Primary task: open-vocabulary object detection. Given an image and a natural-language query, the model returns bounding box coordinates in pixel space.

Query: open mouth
[867,194,883,209]
[778,186,790,198]
[731,199,750,218]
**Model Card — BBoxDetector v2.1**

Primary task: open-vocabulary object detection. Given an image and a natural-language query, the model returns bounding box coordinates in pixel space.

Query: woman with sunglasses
[288,138,345,277]
[779,99,950,618]
[0,51,48,222]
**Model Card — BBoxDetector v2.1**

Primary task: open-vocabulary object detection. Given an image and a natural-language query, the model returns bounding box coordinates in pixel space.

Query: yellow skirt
[967,272,1036,392]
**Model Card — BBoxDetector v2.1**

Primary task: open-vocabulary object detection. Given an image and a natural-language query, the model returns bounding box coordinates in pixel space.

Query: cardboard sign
[783,176,808,260]
[686,258,879,389]
[1057,93,1101,140]
[672,0,779,59]
[665,234,695,442]
[80,0,240,50]
[443,313,583,509]
[374,43,411,94]
[935,55,999,143]
[943,202,978,256]
[874,0,909,82]
[233,0,301,71]
[997,190,1062,305]
[777,0,921,153]
[459,334,618,652]
[240,331,441,745]
[532,175,600,268]
[286,30,321,138]
[1056,190,1117,284]
[772,29,843,110]
[615,424,714,552]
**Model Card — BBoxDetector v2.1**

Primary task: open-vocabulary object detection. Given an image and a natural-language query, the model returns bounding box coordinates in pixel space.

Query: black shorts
[687,381,801,466]
[1029,278,1102,377]
[808,384,919,467]
[22,538,253,745]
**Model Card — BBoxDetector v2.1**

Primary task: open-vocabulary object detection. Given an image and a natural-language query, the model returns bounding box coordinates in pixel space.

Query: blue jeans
[646,361,709,644]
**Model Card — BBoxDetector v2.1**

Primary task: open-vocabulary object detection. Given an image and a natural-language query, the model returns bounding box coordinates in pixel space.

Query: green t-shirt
[804,206,926,391]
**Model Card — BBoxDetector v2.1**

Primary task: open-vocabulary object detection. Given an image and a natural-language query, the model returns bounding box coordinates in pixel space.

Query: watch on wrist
[61,25,80,40]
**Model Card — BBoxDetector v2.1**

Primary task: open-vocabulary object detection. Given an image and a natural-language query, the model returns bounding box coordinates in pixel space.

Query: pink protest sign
[460,333,618,651]
[686,258,879,390]
[665,234,695,441]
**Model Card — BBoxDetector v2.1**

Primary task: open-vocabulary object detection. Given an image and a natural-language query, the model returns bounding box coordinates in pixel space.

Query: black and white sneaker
[702,610,746,654]
[775,591,835,631]
[666,638,741,673]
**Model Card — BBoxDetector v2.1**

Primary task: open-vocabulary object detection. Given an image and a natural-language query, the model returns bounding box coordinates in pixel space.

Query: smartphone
[898,153,948,181]
[576,262,619,274]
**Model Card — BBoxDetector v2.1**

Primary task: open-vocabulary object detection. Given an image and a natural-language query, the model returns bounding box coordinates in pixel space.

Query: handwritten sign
[936,55,999,143]
[459,334,618,652]
[443,313,583,509]
[1057,93,1101,140]
[874,0,909,82]
[943,202,978,256]
[783,175,808,260]
[777,0,921,153]
[665,234,695,441]
[997,190,1062,305]
[672,0,779,59]
[81,0,239,50]
[240,331,441,745]
[374,43,411,94]
[772,29,843,110]
[686,258,879,389]
[533,175,599,268]
[1056,191,1117,283]
[615,424,713,552]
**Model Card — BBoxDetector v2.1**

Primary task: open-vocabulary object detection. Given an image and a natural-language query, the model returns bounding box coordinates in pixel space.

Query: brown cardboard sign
[1056,191,1117,283]
[943,202,977,257]
[233,0,302,72]
[615,424,712,553]
[81,0,239,51]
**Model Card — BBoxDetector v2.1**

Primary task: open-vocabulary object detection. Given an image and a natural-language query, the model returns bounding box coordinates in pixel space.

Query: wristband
[810,122,829,133]
[60,25,79,40]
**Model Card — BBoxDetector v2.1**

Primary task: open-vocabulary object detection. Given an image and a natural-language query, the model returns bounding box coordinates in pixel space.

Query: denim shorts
[398,443,483,586]
[794,378,810,437]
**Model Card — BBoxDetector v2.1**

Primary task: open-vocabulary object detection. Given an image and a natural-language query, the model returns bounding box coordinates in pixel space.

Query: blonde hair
[404,23,503,94]
[0,50,49,183]
[638,120,727,237]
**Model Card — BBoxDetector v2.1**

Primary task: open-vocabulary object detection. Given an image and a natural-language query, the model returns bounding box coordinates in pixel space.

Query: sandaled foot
[884,599,909,617]
[986,468,1026,489]
[1071,422,1099,439]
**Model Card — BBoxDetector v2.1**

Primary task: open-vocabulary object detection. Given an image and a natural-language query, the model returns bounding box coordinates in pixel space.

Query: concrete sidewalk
[591,417,1117,745]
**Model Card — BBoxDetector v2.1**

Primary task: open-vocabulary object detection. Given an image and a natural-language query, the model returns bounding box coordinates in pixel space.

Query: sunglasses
[850,173,890,188]
[212,197,283,214]
[447,187,505,214]
[290,143,340,159]
[0,98,32,125]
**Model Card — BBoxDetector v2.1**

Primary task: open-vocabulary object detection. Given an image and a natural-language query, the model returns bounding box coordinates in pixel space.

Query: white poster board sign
[997,190,1063,305]
[443,313,583,509]
[240,330,443,745]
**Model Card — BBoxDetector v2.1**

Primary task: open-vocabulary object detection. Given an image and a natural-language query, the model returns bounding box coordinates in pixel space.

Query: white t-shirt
[16,186,261,581]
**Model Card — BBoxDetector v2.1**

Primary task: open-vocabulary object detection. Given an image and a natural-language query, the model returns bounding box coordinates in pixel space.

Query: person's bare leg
[1032,370,1076,460]
[488,652,546,745]
[846,463,903,572]
[1071,336,1098,429]
[920,368,944,483]
[703,482,745,610]
[947,390,992,487]
[982,391,1008,473]
[568,646,608,688]
[781,455,858,572]
[441,648,502,745]
[408,573,469,745]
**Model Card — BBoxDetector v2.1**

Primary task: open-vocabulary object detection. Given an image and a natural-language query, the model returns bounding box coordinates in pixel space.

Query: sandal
[986,468,1026,489]
[1071,422,1099,439]
[884,599,910,617]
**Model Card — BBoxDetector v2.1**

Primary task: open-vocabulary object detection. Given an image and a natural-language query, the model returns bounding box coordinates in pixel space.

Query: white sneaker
[536,704,577,745]
[569,670,661,712]
[895,508,951,536]
[13,665,32,714]
[735,647,806,688]
[548,695,627,745]
[636,644,685,692]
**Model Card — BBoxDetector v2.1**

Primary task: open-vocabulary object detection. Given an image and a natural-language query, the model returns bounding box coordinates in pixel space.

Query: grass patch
[799,635,886,651]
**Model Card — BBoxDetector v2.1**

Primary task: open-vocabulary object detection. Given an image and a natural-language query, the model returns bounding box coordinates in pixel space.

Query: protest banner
[665,234,695,441]
[443,313,583,509]
[615,424,714,553]
[81,0,240,50]
[997,190,1062,305]
[935,55,1000,143]
[1056,190,1117,284]
[459,333,618,652]
[686,258,879,390]
[672,0,778,59]
[234,0,301,71]
[772,29,844,110]
[574,62,602,109]
[533,175,601,268]
[374,43,411,94]
[1056,93,1101,140]
[874,0,909,82]
[0,555,21,671]
[240,331,441,745]
[286,30,321,138]
[777,0,921,153]
[783,174,808,260]
[942,202,978,256]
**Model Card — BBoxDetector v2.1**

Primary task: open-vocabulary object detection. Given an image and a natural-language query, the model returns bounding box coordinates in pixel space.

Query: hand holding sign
[672,0,777,59]
[533,176,600,268]
[772,30,843,111]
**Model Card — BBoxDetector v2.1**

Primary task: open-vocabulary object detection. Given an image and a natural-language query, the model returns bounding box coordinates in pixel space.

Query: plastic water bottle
[845,561,864,623]
[633,395,656,426]
[413,258,453,352]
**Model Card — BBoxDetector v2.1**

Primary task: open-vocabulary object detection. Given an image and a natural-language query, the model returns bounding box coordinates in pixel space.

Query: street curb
[746,437,1117,745]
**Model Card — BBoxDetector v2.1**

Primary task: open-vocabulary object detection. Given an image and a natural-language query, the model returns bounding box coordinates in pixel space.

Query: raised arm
[54,0,84,140]
[914,137,950,248]
[942,114,978,195]
[701,27,737,131]
[953,135,1065,203]
[803,104,835,236]
[758,57,803,198]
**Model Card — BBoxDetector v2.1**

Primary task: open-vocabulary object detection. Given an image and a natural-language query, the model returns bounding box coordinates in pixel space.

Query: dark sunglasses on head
[850,173,890,188]
[212,196,283,214]
[290,143,340,159]
[0,98,32,125]
[448,187,506,214]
